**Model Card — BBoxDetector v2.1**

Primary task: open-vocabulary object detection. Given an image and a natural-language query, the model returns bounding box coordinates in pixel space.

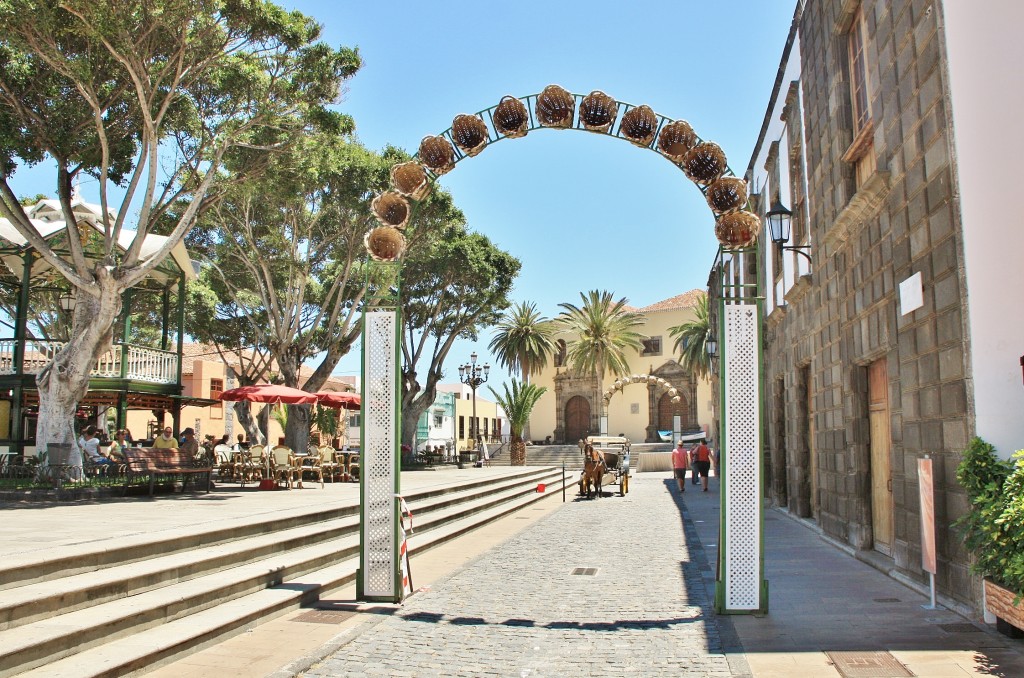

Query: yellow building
[528,290,713,444]
[436,384,505,450]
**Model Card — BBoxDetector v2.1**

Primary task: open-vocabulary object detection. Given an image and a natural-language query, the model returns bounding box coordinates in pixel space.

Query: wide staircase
[0,467,567,678]
[523,443,672,469]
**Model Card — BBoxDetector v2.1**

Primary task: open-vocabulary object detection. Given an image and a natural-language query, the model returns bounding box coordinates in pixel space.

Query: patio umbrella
[218,384,318,405]
[315,391,361,410]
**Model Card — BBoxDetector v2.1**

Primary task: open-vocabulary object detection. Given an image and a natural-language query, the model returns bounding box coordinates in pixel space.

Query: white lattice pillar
[358,309,402,602]
[716,302,767,613]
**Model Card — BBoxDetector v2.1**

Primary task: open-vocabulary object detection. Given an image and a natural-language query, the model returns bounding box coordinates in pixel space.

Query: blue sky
[8,1,796,389]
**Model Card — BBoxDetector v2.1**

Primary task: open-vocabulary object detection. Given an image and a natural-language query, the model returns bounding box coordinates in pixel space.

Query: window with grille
[459,415,464,439]
[844,5,876,187]
[433,411,443,428]
[640,337,662,357]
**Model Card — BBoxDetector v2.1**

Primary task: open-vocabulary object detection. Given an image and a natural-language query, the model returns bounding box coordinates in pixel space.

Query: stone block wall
[764,0,975,608]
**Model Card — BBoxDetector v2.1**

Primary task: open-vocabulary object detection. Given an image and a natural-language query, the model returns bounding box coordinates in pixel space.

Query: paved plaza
[8,467,1024,677]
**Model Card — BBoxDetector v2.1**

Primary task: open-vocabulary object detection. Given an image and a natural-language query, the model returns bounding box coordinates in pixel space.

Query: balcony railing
[0,339,178,384]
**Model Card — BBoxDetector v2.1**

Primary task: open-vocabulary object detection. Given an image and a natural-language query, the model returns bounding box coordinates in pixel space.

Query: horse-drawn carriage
[578,435,631,498]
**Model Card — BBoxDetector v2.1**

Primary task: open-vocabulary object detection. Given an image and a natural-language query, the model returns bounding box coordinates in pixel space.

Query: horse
[579,443,605,499]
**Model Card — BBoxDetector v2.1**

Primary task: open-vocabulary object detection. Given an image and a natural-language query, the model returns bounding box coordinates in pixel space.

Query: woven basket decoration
[705,176,749,214]
[579,91,617,132]
[371,191,410,229]
[493,96,529,138]
[671,396,681,403]
[657,120,698,162]
[667,387,678,397]
[364,226,407,262]
[418,135,455,175]
[683,141,727,185]
[620,105,658,147]
[452,114,489,157]
[391,162,430,201]
[714,211,760,248]
[535,84,575,128]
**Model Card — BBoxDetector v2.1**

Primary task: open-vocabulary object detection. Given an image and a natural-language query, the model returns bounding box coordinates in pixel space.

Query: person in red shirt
[692,439,713,492]
[671,440,689,492]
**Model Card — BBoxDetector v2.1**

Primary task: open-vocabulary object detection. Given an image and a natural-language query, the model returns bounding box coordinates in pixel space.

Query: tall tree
[187,134,384,453]
[400,224,520,449]
[0,0,359,463]
[488,301,555,443]
[557,290,645,384]
[667,291,711,380]
[488,381,547,466]
[488,301,556,381]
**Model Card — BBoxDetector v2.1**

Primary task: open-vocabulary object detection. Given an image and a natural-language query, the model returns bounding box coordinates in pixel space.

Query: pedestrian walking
[672,440,689,492]
[692,438,713,492]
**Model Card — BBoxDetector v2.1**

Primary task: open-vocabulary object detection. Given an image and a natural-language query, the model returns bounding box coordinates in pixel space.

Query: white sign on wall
[899,272,924,315]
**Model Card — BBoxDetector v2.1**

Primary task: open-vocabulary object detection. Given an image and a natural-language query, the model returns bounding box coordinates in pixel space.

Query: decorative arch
[362,86,761,263]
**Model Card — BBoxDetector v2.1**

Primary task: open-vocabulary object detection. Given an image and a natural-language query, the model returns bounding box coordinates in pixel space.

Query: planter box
[985,579,1024,638]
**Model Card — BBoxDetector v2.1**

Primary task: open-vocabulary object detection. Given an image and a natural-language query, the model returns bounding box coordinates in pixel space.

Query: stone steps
[1,468,567,678]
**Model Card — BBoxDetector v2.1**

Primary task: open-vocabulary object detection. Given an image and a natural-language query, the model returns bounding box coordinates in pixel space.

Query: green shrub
[955,437,1023,591]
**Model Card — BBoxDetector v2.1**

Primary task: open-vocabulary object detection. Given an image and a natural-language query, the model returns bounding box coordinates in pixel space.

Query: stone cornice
[823,170,891,254]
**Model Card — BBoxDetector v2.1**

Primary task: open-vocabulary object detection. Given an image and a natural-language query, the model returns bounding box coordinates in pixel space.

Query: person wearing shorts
[692,440,713,491]
[672,440,689,492]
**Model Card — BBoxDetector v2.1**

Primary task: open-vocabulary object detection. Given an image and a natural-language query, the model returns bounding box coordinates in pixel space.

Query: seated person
[108,429,129,463]
[153,426,178,449]
[79,425,116,468]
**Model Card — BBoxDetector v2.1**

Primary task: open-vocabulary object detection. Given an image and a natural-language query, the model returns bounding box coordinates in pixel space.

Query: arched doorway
[658,392,688,431]
[564,395,591,443]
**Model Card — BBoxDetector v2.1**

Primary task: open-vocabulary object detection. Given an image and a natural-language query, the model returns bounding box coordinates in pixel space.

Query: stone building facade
[744,0,1024,614]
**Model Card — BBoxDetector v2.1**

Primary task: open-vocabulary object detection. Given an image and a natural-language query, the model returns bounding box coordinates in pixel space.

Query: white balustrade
[0,339,177,384]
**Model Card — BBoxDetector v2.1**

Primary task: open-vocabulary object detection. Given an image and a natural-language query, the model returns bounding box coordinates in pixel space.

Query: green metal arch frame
[415,90,740,200]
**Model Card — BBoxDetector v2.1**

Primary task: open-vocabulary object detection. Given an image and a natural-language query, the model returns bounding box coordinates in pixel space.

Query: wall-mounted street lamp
[767,198,812,263]
[706,329,718,367]
[58,290,77,314]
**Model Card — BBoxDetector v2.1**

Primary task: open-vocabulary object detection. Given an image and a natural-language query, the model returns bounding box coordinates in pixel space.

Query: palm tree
[488,381,547,465]
[487,301,557,381]
[557,290,646,384]
[667,291,712,380]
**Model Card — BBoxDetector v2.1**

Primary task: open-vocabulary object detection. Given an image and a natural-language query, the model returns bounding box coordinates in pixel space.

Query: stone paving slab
[304,474,741,678]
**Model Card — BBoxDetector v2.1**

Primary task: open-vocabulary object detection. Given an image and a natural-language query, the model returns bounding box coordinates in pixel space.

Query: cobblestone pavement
[305,474,742,677]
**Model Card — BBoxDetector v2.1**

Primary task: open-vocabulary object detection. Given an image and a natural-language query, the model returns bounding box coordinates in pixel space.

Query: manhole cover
[825,651,914,677]
[570,567,598,576]
[292,609,357,624]
[939,622,981,633]
[873,597,901,603]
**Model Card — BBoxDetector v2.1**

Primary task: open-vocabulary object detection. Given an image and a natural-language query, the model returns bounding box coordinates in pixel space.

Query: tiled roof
[181,342,354,392]
[635,289,706,314]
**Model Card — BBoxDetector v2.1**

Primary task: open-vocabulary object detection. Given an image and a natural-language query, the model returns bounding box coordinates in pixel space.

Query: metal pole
[562,463,566,502]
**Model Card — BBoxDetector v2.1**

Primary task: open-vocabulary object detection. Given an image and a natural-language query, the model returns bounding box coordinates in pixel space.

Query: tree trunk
[233,402,265,446]
[285,403,311,454]
[35,274,122,470]
[510,437,526,466]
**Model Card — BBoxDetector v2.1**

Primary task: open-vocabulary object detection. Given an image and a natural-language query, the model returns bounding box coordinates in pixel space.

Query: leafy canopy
[667,291,712,380]
[557,290,645,382]
[488,301,556,381]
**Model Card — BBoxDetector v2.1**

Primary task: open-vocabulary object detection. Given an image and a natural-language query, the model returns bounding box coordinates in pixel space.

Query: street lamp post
[458,352,490,460]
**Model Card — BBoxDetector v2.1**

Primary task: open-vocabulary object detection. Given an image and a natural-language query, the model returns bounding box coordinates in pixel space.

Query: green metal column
[10,251,32,456]
[173,278,185,435]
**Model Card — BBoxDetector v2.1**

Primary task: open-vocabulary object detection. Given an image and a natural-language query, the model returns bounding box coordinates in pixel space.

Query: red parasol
[219,384,318,405]
[315,391,361,410]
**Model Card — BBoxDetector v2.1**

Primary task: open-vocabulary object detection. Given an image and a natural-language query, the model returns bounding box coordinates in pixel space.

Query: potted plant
[956,437,1024,636]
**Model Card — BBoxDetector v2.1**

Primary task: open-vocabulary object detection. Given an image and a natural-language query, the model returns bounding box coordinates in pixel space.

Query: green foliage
[487,301,556,381]
[487,381,547,441]
[311,404,339,438]
[557,290,645,382]
[955,437,1024,591]
[667,291,712,380]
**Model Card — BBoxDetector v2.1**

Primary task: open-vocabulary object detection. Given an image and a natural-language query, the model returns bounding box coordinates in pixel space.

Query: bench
[123,448,213,496]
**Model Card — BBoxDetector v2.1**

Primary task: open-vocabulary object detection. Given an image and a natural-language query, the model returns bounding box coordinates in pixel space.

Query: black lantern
[58,290,77,313]
[705,330,718,358]
[767,197,811,263]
